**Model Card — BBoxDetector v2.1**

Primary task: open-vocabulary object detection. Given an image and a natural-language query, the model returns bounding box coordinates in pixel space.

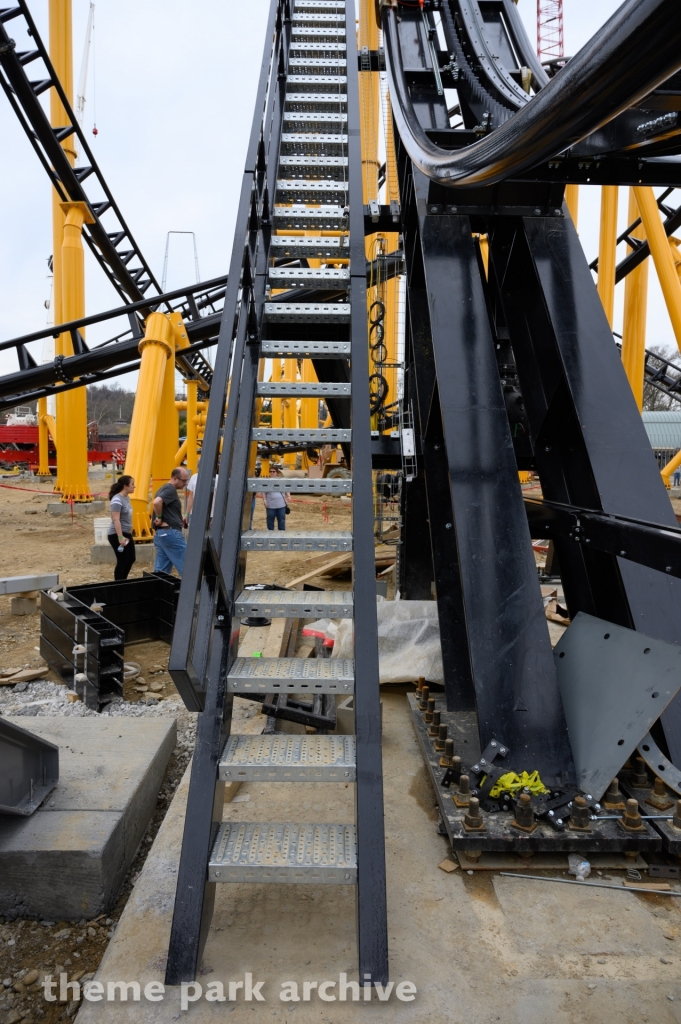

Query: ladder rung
[263,300,350,321]
[268,267,349,287]
[291,29,346,39]
[241,529,352,551]
[220,734,356,782]
[290,44,347,54]
[288,59,347,71]
[235,590,353,619]
[208,822,356,884]
[228,655,354,692]
[269,237,349,258]
[252,426,351,442]
[247,477,352,493]
[273,206,346,230]
[276,181,348,201]
[260,340,351,356]
[257,381,350,397]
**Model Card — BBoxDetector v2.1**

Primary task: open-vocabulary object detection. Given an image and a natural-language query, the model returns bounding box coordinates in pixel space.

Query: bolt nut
[429,709,441,737]
[418,685,430,711]
[464,796,486,831]
[514,791,535,829]
[425,697,436,723]
[435,722,448,752]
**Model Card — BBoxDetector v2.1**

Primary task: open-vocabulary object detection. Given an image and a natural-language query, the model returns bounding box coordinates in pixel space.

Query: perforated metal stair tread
[208,822,357,884]
[268,237,349,257]
[235,590,353,618]
[278,155,348,176]
[276,181,349,202]
[241,529,352,551]
[248,477,352,493]
[257,381,350,397]
[220,734,356,781]
[263,300,351,321]
[260,341,351,357]
[268,268,350,290]
[228,656,354,693]
[252,426,351,442]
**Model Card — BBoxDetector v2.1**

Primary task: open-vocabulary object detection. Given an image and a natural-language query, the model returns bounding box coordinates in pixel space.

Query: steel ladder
[166,0,388,988]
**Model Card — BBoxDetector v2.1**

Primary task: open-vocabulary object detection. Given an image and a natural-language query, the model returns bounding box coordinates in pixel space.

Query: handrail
[382,0,681,187]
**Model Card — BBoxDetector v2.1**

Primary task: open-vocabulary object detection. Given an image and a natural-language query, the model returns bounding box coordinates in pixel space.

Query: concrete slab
[90,544,155,565]
[0,716,176,921]
[47,501,106,515]
[75,693,681,1023]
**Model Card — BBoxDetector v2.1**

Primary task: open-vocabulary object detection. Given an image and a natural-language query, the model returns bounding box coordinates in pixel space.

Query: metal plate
[228,656,354,693]
[275,181,348,201]
[273,209,347,230]
[278,155,348,170]
[260,341,351,357]
[408,695,662,854]
[241,529,352,552]
[290,44,347,54]
[0,718,59,816]
[220,734,356,781]
[263,302,350,322]
[637,733,681,796]
[248,478,352,493]
[288,59,347,70]
[234,590,353,618]
[258,382,351,397]
[209,822,357,884]
[290,30,346,39]
[554,612,681,801]
[252,426,351,442]
[285,76,349,90]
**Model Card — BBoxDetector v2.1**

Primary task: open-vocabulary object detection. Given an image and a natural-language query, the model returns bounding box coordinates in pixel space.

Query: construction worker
[152,467,189,575]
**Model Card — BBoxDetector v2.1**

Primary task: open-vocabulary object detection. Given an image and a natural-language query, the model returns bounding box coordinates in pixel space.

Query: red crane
[537,0,564,60]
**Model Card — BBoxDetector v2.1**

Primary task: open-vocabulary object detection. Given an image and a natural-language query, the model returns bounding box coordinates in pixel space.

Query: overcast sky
[0,0,675,388]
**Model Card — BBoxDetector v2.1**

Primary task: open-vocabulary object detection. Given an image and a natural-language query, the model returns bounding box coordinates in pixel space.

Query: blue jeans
[153,528,186,575]
[266,506,286,531]
[674,471,681,486]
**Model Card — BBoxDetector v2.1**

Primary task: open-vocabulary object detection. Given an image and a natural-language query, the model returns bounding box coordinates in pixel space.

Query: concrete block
[90,543,155,565]
[10,596,38,616]
[47,501,106,514]
[0,716,176,920]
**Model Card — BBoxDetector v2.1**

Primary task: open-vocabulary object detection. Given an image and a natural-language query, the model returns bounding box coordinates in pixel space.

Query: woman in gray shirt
[107,475,136,580]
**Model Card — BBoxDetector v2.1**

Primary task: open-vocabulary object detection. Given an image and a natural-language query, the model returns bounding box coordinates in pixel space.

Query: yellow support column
[58,202,93,501]
[123,313,176,539]
[282,359,298,467]
[565,184,579,228]
[634,186,681,354]
[622,190,649,411]
[300,359,319,471]
[358,0,380,206]
[49,0,78,493]
[37,397,51,476]
[597,186,618,327]
[185,380,198,475]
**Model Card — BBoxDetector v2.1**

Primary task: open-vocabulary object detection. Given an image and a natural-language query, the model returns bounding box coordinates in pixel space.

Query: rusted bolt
[603,777,626,810]
[428,709,441,737]
[673,800,681,830]
[514,792,535,830]
[435,723,447,752]
[450,755,462,781]
[569,794,591,831]
[620,798,644,831]
[425,698,435,723]
[646,777,674,811]
[453,772,471,808]
[416,675,425,695]
[418,685,430,711]
[464,796,486,832]
[632,756,648,788]
[440,737,454,767]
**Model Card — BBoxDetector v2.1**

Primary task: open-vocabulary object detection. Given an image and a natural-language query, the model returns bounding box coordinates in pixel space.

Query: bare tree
[642,345,681,411]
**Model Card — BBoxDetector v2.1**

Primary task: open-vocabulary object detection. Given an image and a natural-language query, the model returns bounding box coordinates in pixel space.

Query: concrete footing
[0,716,176,920]
[47,501,106,514]
[90,544,155,565]
[10,596,39,615]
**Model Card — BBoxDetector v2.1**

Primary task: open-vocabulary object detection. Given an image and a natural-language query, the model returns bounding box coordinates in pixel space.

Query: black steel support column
[403,171,573,781]
[489,213,681,763]
[346,6,389,985]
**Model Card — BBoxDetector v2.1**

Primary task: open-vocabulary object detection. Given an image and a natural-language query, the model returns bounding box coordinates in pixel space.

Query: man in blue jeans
[260,467,291,531]
[152,467,190,575]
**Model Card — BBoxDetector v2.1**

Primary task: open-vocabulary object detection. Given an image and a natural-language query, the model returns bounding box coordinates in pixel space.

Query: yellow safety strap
[488,770,550,799]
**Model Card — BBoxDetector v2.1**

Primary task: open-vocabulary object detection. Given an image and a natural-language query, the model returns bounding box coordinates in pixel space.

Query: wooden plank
[284,553,351,588]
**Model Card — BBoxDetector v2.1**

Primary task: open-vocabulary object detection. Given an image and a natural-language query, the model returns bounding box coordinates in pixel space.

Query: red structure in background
[0,425,127,470]
[537,0,564,60]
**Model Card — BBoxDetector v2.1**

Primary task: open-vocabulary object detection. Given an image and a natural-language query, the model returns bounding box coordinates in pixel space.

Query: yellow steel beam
[621,189,649,411]
[634,186,681,354]
[597,186,618,327]
[57,201,93,501]
[123,313,176,539]
[37,398,50,475]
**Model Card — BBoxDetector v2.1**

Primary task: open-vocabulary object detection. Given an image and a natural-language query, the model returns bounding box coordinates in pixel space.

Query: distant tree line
[87,384,135,429]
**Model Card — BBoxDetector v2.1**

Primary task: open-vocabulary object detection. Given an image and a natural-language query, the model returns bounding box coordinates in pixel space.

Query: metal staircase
[165,0,387,987]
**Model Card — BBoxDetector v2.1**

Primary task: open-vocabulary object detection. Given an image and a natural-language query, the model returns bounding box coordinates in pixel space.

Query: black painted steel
[383,0,681,187]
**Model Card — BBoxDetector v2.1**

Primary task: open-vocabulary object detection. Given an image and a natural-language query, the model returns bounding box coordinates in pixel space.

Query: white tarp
[331,598,443,684]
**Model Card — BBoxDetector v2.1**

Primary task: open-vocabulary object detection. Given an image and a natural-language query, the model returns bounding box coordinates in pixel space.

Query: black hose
[383,0,681,187]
